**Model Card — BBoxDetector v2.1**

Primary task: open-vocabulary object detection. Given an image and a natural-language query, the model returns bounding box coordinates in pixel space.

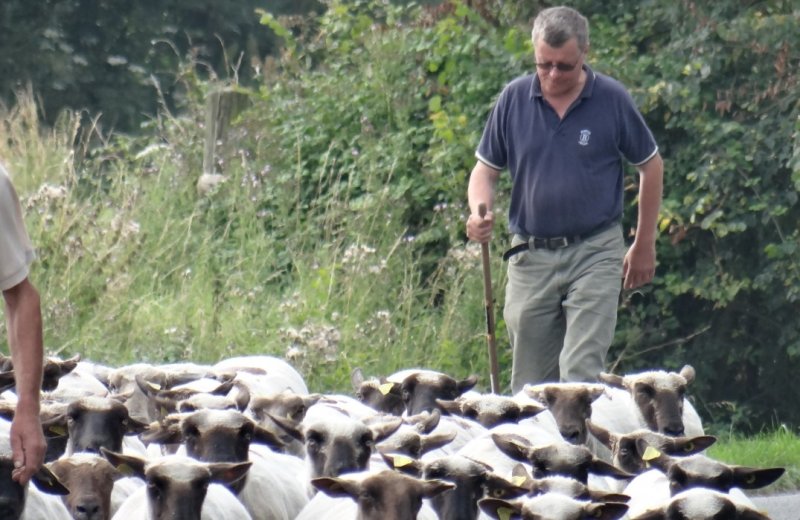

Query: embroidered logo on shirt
[578,129,591,146]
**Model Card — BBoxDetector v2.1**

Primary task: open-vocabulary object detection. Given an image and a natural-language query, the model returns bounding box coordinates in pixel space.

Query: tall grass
[1,91,501,394]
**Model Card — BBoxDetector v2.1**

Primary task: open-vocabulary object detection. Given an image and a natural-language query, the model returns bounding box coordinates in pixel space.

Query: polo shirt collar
[530,64,597,100]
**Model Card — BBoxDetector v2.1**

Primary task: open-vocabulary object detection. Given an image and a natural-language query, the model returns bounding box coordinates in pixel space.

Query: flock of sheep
[0,354,786,519]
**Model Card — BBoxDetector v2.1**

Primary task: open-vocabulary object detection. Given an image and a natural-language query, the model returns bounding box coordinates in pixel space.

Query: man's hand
[466,209,494,244]
[623,240,656,290]
[9,408,46,485]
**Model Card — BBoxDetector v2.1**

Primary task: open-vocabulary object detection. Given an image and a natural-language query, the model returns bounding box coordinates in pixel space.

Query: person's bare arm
[3,278,46,484]
[623,152,664,290]
[466,161,502,244]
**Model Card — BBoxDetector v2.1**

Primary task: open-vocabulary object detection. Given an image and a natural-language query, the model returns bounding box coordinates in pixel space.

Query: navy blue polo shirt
[476,65,658,238]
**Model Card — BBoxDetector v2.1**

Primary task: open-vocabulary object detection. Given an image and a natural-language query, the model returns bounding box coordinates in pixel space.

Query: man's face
[533,37,585,98]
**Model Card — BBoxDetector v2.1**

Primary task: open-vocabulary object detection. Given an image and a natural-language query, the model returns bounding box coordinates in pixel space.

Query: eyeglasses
[535,50,583,72]
[535,59,581,72]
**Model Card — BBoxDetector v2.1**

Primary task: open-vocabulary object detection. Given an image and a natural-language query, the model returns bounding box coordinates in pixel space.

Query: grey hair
[531,6,589,52]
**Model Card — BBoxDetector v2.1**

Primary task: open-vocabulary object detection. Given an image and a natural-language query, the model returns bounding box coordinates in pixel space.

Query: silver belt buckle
[549,236,570,249]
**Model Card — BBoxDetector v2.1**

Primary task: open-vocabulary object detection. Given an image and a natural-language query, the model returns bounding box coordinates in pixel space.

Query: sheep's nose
[663,426,685,437]
[76,500,101,519]
[561,429,582,444]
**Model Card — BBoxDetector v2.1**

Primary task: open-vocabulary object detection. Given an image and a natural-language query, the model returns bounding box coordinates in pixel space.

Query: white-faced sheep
[627,487,770,520]
[302,469,454,520]
[594,366,704,438]
[102,451,252,520]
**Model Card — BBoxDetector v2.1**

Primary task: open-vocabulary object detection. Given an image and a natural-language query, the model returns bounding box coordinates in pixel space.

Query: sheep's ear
[31,465,70,496]
[41,413,69,437]
[586,419,614,449]
[589,457,633,480]
[666,435,716,455]
[421,479,455,498]
[478,497,523,519]
[370,416,403,443]
[678,365,696,384]
[585,502,630,520]
[588,490,631,504]
[0,370,16,393]
[732,466,785,489]
[100,448,147,479]
[597,372,624,388]
[518,401,547,419]
[252,424,286,451]
[491,433,531,462]
[208,461,252,487]
[380,452,422,476]
[311,476,360,499]
[458,375,479,394]
[124,416,150,435]
[265,412,304,441]
[434,398,461,416]
[420,430,457,454]
[232,383,251,412]
[636,438,671,469]
[350,368,366,390]
[510,463,534,490]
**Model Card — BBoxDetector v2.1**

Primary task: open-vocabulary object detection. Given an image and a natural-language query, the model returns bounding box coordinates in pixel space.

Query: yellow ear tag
[498,507,513,520]
[392,455,414,468]
[117,463,136,477]
[511,476,527,487]
[148,382,161,391]
[49,425,67,436]
[379,383,394,396]
[642,446,662,461]
[160,406,168,417]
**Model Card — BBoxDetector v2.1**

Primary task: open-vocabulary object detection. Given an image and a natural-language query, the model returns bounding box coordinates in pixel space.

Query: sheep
[47,452,129,520]
[106,362,223,423]
[299,469,454,520]
[142,409,308,519]
[585,419,717,475]
[0,419,72,520]
[490,432,632,485]
[594,366,704,438]
[622,442,784,519]
[0,354,80,392]
[268,402,403,480]
[479,493,629,520]
[627,487,771,520]
[42,396,149,456]
[385,369,478,416]
[102,450,253,520]
[521,382,607,444]
[213,355,309,395]
[435,393,548,428]
[508,465,630,504]
[351,368,405,416]
[382,452,526,520]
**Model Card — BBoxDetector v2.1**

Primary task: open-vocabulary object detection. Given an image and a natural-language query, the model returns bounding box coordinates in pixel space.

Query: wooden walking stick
[478,203,501,394]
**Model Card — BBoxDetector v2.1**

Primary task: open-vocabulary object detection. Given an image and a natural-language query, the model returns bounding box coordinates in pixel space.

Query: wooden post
[202,86,250,176]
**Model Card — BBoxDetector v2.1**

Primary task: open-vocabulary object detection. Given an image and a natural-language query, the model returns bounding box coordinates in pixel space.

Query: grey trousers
[504,225,625,393]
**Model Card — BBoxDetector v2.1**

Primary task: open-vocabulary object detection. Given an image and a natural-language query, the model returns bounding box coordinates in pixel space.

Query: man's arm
[623,152,664,290]
[3,278,46,484]
[466,161,502,244]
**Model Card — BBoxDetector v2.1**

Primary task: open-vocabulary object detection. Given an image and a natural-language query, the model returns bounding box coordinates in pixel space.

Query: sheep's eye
[637,384,656,399]
[355,391,364,401]
[180,403,197,412]
[360,433,373,448]
[402,390,412,402]
[682,442,695,453]
[463,408,479,420]
[490,488,506,498]
[184,426,199,438]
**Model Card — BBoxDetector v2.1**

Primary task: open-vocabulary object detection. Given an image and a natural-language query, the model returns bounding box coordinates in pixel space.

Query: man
[0,162,46,484]
[466,6,663,392]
